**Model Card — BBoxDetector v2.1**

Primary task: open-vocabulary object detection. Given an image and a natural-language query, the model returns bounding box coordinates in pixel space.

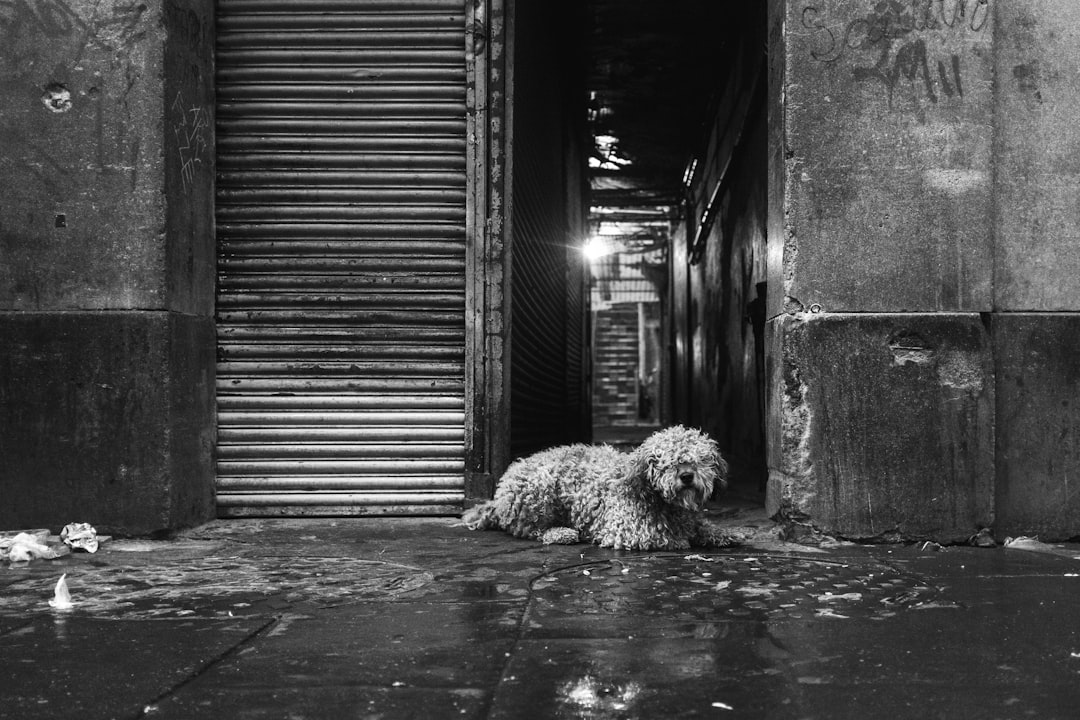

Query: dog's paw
[461,504,495,531]
[540,527,581,545]
[696,525,746,548]
[711,532,745,548]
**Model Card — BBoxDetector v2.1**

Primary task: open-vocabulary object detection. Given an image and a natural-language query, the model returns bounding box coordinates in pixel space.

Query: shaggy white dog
[462,426,739,550]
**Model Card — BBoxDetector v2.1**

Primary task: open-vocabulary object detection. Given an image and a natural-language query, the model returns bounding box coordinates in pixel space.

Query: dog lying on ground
[462,425,740,550]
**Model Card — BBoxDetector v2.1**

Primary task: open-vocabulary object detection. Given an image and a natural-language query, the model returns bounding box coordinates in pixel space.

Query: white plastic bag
[61,522,100,553]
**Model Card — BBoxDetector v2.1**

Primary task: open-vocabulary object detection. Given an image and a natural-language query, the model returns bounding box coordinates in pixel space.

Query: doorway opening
[586,206,670,447]
[576,1,769,500]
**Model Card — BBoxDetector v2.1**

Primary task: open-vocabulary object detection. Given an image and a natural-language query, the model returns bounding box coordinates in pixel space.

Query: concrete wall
[673,5,768,496]
[681,115,768,496]
[0,0,215,534]
[770,0,1080,541]
[992,0,1080,539]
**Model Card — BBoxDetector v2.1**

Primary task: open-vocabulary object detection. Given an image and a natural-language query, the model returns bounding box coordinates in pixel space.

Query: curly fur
[462,425,738,550]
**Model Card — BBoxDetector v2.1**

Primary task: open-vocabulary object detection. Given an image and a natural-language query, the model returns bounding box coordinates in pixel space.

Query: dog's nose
[679,472,695,486]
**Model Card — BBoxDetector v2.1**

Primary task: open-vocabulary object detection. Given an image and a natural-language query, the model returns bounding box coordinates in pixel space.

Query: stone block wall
[770,0,1080,541]
[0,0,216,534]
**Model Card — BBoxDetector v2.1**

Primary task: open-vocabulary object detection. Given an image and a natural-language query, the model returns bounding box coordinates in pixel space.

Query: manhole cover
[0,556,432,619]
[531,554,958,622]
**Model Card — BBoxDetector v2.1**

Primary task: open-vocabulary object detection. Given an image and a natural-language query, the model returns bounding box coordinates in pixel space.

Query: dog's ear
[693,431,727,490]
[706,436,729,490]
[628,446,657,493]
[714,452,730,490]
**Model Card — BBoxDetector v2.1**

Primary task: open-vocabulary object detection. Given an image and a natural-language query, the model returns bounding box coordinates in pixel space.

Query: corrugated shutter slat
[215,0,467,515]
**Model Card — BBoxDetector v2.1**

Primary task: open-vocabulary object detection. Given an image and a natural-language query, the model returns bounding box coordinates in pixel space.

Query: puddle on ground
[0,556,433,619]
[531,554,960,623]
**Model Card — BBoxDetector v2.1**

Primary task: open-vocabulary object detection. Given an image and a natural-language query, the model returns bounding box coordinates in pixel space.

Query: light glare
[583,236,611,261]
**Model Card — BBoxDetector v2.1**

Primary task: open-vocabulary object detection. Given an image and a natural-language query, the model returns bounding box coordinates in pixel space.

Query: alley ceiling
[584,0,747,209]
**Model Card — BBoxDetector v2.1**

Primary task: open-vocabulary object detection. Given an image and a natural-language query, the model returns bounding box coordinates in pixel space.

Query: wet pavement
[3,509,1080,719]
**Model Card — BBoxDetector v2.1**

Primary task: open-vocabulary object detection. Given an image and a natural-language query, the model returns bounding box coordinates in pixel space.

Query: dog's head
[629,426,727,511]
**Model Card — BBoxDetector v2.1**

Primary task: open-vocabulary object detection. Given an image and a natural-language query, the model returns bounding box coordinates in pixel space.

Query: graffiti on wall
[171,91,208,192]
[164,1,210,192]
[801,0,989,108]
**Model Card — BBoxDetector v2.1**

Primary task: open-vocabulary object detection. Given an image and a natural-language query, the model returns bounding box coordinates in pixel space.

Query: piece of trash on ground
[736,584,777,598]
[817,592,862,603]
[61,522,99,553]
[48,574,74,610]
[910,600,963,611]
[1003,536,1051,551]
[1,529,50,545]
[0,531,69,563]
[814,608,849,619]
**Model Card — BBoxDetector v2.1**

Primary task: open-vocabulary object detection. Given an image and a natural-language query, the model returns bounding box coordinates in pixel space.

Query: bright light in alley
[582,236,612,261]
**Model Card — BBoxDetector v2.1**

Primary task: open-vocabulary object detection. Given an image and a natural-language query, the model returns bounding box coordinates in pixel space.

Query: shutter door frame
[214,0,508,516]
[463,0,511,504]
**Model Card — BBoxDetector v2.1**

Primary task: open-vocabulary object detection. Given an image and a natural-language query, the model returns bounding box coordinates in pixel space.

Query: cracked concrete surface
[2,510,1080,719]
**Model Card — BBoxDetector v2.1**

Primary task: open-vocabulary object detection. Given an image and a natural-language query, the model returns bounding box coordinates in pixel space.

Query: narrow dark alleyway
[3,515,1080,719]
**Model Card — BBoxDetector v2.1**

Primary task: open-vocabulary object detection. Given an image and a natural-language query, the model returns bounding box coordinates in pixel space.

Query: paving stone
[1,617,267,720]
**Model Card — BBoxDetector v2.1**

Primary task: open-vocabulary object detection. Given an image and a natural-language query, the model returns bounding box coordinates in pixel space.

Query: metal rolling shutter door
[215,0,467,516]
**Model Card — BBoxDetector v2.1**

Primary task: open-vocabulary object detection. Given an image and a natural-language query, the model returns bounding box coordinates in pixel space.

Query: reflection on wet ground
[2,552,432,618]
[531,554,956,625]
[2,516,1080,719]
